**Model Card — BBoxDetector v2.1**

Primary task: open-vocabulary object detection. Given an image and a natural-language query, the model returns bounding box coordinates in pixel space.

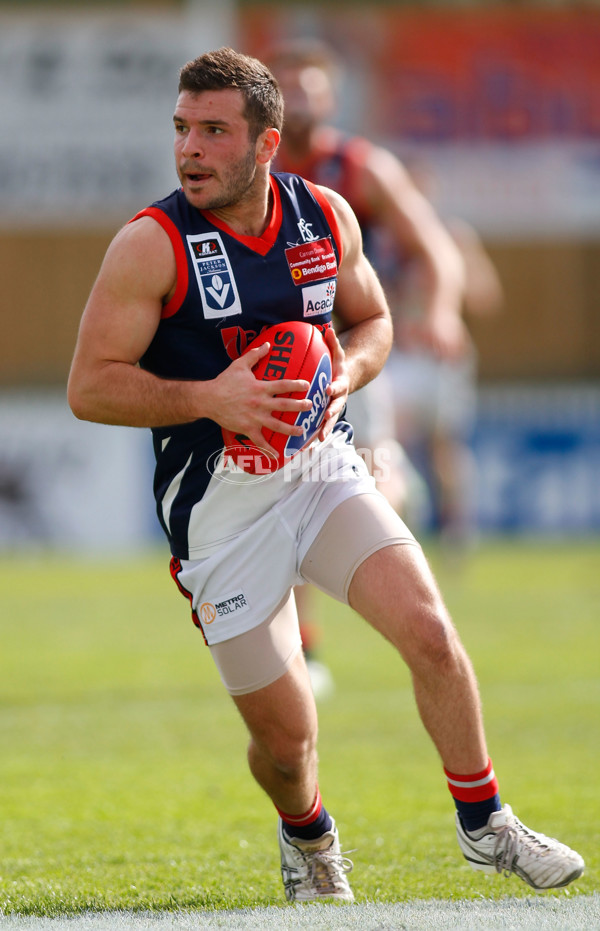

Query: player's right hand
[209,343,312,454]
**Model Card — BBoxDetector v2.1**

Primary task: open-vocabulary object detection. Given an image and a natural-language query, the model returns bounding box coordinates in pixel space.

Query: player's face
[173,89,259,211]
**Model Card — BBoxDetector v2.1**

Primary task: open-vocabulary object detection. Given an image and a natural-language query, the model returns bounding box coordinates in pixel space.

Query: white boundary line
[1,895,599,930]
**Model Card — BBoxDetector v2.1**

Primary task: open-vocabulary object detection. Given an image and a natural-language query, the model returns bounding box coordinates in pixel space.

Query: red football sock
[444,758,501,832]
[276,788,333,840]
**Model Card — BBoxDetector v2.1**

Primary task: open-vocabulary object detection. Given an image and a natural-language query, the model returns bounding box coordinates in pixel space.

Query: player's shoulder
[99,202,178,295]
[312,183,354,220]
[103,224,165,283]
[311,183,363,261]
[112,200,178,259]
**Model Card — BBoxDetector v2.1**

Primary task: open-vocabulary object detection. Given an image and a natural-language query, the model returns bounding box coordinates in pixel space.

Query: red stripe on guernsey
[276,788,322,827]
[128,207,188,319]
[304,178,344,267]
[201,175,282,257]
[444,758,499,803]
[169,556,207,645]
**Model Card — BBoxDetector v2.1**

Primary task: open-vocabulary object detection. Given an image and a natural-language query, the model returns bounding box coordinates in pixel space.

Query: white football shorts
[170,432,417,655]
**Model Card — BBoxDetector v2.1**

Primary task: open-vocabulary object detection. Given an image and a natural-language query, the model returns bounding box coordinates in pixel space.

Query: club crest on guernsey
[284,352,332,458]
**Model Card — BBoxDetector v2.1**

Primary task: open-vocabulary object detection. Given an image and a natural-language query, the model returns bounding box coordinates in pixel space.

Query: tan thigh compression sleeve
[208,591,302,696]
[300,491,419,604]
[208,493,416,696]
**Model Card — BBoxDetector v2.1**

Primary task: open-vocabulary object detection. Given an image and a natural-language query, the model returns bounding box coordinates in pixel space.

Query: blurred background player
[386,157,504,551]
[265,38,478,689]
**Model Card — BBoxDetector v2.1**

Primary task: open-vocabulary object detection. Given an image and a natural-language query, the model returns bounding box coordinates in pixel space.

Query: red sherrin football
[221,321,333,474]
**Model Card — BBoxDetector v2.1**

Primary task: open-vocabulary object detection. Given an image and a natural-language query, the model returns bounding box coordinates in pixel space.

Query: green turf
[0,539,598,916]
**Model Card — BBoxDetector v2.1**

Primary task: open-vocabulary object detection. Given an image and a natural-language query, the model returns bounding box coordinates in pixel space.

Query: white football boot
[456,804,585,890]
[278,817,354,902]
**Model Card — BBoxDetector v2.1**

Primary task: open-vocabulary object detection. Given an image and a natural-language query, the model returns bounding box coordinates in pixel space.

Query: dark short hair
[178,47,284,140]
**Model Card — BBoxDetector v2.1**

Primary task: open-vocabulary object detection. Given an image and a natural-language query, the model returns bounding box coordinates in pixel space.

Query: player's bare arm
[321,186,393,389]
[68,217,311,441]
[313,185,393,439]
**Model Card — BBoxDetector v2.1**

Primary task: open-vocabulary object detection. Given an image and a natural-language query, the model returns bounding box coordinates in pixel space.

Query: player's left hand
[318,327,349,442]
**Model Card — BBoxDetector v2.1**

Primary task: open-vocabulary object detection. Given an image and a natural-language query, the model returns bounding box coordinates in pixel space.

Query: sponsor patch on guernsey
[302,279,337,317]
[186,231,242,319]
[285,237,338,286]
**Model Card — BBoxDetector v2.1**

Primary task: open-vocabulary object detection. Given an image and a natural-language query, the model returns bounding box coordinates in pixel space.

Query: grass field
[0,538,598,917]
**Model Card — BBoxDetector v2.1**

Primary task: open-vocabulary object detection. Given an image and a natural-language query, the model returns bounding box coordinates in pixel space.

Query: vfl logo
[206,274,230,308]
[298,218,317,242]
[284,352,332,457]
[187,231,242,319]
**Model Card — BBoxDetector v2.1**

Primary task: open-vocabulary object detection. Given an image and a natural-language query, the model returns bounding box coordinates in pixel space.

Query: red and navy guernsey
[130,172,351,559]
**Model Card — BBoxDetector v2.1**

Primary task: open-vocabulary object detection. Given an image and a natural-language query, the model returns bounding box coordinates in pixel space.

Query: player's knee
[250,727,317,778]
[274,739,316,779]
[403,603,461,672]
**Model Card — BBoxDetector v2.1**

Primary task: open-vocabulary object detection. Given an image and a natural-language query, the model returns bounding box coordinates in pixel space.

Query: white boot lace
[493,817,552,877]
[308,847,354,894]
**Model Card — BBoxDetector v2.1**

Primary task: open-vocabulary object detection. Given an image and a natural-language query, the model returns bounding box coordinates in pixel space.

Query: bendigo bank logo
[285,238,337,287]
